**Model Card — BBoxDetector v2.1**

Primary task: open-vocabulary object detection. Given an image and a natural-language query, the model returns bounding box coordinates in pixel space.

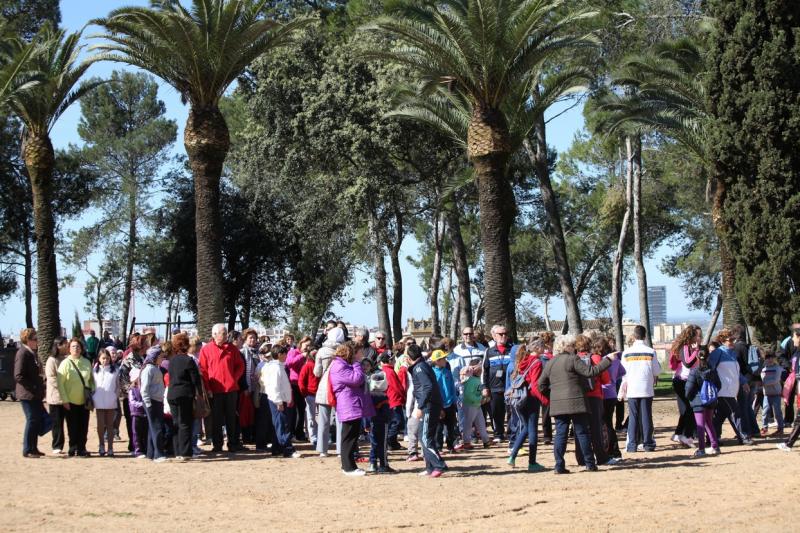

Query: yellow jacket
[57,356,95,405]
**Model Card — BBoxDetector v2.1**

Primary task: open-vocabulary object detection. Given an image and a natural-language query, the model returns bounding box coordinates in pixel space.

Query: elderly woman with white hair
[537,334,617,474]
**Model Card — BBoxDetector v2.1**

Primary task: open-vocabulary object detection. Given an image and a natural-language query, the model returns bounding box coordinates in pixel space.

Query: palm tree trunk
[710,177,744,328]
[468,105,517,339]
[121,186,136,346]
[525,113,582,334]
[630,135,652,346]
[23,226,33,329]
[390,209,404,343]
[23,132,60,363]
[613,140,633,350]
[430,212,443,336]
[184,106,229,341]
[446,201,473,330]
[369,208,392,345]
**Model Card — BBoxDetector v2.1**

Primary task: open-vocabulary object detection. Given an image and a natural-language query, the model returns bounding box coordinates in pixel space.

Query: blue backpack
[699,378,719,407]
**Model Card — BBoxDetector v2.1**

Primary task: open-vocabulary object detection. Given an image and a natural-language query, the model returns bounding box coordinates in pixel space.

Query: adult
[85,329,100,363]
[598,335,625,460]
[574,334,614,466]
[239,328,261,444]
[450,327,487,386]
[101,330,115,348]
[314,319,337,348]
[621,325,661,453]
[14,328,45,458]
[45,336,68,455]
[354,328,377,364]
[538,331,556,444]
[507,340,549,472]
[314,327,344,456]
[199,324,245,453]
[286,335,311,441]
[777,326,800,451]
[370,331,390,359]
[669,325,701,447]
[329,342,374,476]
[731,324,758,440]
[408,343,448,477]
[167,333,202,460]
[57,338,95,457]
[482,324,513,442]
[710,329,750,445]
[119,334,147,453]
[538,334,614,474]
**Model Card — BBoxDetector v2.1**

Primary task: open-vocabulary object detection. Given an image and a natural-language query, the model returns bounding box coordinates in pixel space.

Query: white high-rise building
[648,286,667,325]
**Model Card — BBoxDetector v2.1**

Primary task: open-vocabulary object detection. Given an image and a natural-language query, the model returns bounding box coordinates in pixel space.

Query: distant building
[648,286,667,325]
[83,319,121,338]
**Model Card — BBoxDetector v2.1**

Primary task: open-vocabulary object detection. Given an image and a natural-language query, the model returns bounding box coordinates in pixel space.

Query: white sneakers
[777,443,792,452]
[291,452,302,459]
[51,449,63,456]
[678,435,695,448]
[319,452,328,458]
[343,468,366,476]
[153,457,168,463]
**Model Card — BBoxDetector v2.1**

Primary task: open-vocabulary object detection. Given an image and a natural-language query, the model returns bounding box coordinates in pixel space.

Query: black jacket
[483,343,513,393]
[411,360,442,411]
[14,345,44,401]
[167,354,201,401]
[685,366,721,413]
[733,340,753,381]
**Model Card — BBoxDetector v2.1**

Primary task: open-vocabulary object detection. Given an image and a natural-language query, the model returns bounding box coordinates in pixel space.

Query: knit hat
[327,327,345,345]
[429,349,448,362]
[144,346,161,365]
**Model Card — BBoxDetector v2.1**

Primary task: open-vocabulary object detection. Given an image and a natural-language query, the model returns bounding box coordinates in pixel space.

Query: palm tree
[366,0,596,338]
[0,20,40,107]
[92,0,312,338]
[7,24,101,361]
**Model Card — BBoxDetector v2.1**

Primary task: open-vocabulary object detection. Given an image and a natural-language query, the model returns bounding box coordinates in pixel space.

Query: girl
[298,347,320,449]
[93,350,120,456]
[141,346,166,462]
[128,368,148,458]
[685,349,721,457]
[260,344,300,458]
[460,361,491,448]
[507,341,548,472]
[669,325,701,447]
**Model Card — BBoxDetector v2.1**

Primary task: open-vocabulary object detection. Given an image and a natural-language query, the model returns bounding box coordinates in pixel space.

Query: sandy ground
[0,396,797,533]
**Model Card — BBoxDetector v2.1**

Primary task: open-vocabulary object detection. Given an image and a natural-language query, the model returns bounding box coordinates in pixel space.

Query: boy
[760,351,784,436]
[408,344,448,477]
[260,345,301,458]
[430,342,462,452]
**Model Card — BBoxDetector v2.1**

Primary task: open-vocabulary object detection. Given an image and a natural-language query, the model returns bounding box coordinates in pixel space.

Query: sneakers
[709,447,721,455]
[367,463,377,473]
[741,438,754,446]
[107,449,114,457]
[604,457,621,466]
[760,428,769,437]
[153,456,167,463]
[777,443,792,452]
[507,456,516,468]
[290,452,302,459]
[98,445,106,457]
[671,434,681,443]
[527,463,546,473]
[406,454,421,462]
[482,441,491,449]
[418,470,430,476]
[429,470,443,478]
[677,435,694,448]
[492,437,501,443]
[584,465,598,472]
[636,444,645,452]
[319,452,329,458]
[692,449,707,458]
[136,454,148,460]
[51,449,63,456]
[453,443,464,452]
[376,465,397,474]
[343,468,366,477]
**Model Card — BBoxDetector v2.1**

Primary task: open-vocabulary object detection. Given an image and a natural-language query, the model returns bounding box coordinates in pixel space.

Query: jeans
[304,395,318,445]
[627,397,655,451]
[737,387,757,438]
[268,400,296,456]
[420,410,447,473]
[541,402,552,441]
[673,378,696,438]
[575,396,608,465]
[388,405,404,444]
[435,404,459,450]
[255,393,275,450]
[369,407,389,467]
[291,382,306,439]
[489,391,506,439]
[144,401,165,459]
[509,398,540,464]
[49,404,65,452]
[316,404,334,454]
[694,408,718,451]
[713,396,744,442]
[20,400,42,455]
[64,403,90,454]
[210,391,239,450]
[554,413,594,471]
[340,419,361,472]
[762,395,785,431]
[169,396,194,458]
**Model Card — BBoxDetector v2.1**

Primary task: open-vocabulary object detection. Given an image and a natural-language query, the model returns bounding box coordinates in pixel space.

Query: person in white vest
[621,325,660,452]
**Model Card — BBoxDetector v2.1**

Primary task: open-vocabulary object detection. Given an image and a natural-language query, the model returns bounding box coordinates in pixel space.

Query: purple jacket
[128,387,146,417]
[329,357,375,422]
[602,357,626,400]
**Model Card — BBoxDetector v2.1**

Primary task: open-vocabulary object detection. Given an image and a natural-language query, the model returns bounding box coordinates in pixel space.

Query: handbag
[193,383,211,419]
[69,359,94,411]
[38,404,53,436]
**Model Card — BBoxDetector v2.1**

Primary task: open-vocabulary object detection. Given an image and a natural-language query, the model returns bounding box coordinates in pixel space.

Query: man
[621,325,660,452]
[451,327,486,381]
[370,331,390,359]
[731,325,758,440]
[199,323,245,453]
[101,330,114,348]
[355,328,377,364]
[85,330,100,363]
[482,324,513,442]
[408,344,447,477]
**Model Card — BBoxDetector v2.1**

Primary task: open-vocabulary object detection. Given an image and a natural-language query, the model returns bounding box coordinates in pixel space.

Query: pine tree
[707,0,800,340]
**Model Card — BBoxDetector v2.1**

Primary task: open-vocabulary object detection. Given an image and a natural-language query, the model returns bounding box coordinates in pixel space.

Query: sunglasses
[462,332,473,336]
[496,332,508,336]
[375,337,384,340]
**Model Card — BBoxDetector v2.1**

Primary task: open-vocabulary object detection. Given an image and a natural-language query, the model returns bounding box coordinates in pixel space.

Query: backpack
[699,377,719,407]
[505,362,533,409]
[747,345,761,375]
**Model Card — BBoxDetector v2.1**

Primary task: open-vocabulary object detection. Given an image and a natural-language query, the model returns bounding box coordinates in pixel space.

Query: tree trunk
[184,106,229,341]
[390,209,404,343]
[710,177,744,328]
[467,104,517,339]
[630,135,652,346]
[240,272,252,330]
[704,293,723,345]
[23,132,60,363]
[369,208,392,345]
[442,267,453,335]
[543,296,552,332]
[23,226,33,329]
[450,288,460,339]
[525,113,582,334]
[446,201,473,330]
[165,294,173,340]
[121,186,136,347]
[96,279,104,340]
[612,140,633,351]
[429,212,444,337]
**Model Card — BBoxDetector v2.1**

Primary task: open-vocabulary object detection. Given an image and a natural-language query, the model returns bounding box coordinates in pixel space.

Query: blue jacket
[433,362,457,408]
[411,359,442,412]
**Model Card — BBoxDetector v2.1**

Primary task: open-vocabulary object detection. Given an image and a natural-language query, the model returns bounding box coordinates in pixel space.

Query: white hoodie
[260,360,292,404]
[92,365,120,410]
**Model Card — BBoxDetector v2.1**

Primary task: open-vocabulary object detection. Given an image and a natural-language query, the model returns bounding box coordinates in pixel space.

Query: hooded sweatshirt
[92,364,120,410]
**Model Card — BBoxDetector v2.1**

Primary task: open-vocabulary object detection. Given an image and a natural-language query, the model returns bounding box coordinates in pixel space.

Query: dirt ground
[0,396,796,533]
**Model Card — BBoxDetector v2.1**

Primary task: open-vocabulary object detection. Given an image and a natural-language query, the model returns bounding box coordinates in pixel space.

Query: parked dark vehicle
[0,348,17,401]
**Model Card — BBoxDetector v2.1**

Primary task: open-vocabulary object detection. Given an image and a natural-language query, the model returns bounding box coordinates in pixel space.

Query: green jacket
[462,376,483,407]
[57,356,95,405]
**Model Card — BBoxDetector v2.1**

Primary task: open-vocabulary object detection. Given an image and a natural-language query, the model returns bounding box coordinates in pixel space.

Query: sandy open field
[0,396,796,532]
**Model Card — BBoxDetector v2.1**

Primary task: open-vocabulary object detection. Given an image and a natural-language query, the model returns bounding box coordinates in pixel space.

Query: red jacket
[199,341,244,394]
[517,354,549,406]
[298,359,320,396]
[587,353,611,399]
[381,363,405,408]
[397,365,409,392]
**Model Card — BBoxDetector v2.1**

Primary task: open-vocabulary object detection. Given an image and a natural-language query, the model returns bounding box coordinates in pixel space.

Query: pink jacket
[285,347,305,384]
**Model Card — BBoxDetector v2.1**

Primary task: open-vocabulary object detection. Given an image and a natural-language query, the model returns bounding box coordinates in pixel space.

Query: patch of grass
[654,373,675,398]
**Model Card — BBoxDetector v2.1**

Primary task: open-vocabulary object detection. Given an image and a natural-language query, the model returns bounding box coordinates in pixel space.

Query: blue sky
[0,0,705,336]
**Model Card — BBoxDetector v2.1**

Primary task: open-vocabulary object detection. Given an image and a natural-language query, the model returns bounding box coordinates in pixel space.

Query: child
[460,361,491,448]
[260,345,300,458]
[761,351,785,436]
[430,343,462,452]
[140,346,167,462]
[366,366,395,473]
[127,368,149,458]
[405,370,422,461]
[378,352,405,450]
[408,344,447,477]
[685,350,721,457]
[298,348,320,449]
[93,350,120,457]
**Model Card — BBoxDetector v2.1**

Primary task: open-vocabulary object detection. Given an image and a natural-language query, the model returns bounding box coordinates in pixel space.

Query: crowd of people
[11,318,800,477]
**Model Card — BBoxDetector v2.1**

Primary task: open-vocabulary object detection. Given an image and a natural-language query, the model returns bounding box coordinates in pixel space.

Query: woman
[574,334,612,467]
[57,338,95,457]
[141,346,166,462]
[286,335,312,441]
[45,336,69,455]
[507,340,549,472]
[119,334,148,453]
[314,327,344,456]
[167,333,202,460]
[329,342,375,476]
[598,336,625,460]
[537,334,615,474]
[669,325,701,447]
[14,328,45,458]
